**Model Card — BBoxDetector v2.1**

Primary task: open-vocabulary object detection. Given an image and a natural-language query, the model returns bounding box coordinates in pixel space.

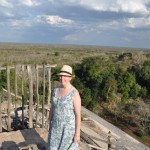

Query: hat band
[60,71,72,75]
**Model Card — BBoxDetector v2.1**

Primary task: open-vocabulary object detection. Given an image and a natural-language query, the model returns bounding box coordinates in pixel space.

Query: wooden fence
[0,64,57,132]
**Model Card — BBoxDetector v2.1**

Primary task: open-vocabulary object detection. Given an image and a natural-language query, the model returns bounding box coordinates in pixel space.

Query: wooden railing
[0,64,57,132]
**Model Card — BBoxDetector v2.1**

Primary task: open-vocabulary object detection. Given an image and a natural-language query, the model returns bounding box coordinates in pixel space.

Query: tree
[81,87,92,107]
[117,72,140,102]
[0,70,7,89]
[132,100,150,136]
[101,77,118,102]
[134,60,149,90]
[139,60,150,92]
[139,87,148,97]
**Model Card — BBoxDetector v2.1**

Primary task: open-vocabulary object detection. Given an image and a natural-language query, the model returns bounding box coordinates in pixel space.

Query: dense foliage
[72,53,150,136]
[73,55,149,105]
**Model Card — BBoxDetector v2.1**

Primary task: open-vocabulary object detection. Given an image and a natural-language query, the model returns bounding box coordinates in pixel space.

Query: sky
[0,0,150,49]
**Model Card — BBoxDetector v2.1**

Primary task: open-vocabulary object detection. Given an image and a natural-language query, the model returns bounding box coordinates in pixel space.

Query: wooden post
[42,64,45,128]
[0,68,2,133]
[46,67,51,128]
[27,65,33,128]
[7,66,11,131]
[35,65,39,127]
[47,67,51,105]
[21,65,25,129]
[107,131,111,150]
[15,65,18,130]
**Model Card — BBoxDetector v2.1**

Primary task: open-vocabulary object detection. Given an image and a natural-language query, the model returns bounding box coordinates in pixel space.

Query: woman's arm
[73,90,81,142]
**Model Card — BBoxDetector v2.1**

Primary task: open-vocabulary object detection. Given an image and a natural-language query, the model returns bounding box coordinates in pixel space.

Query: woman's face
[59,75,72,86]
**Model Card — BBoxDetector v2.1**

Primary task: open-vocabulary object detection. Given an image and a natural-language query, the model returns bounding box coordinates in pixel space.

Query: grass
[0,42,150,67]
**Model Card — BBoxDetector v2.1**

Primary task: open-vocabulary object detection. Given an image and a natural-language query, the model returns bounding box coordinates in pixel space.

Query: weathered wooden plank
[15,65,18,129]
[42,65,46,128]
[80,130,100,147]
[0,66,15,70]
[2,88,22,99]
[7,66,11,131]
[81,124,110,150]
[45,67,51,128]
[27,65,33,128]
[47,67,51,105]
[88,144,106,150]
[38,64,57,69]
[35,65,39,128]
[21,65,25,129]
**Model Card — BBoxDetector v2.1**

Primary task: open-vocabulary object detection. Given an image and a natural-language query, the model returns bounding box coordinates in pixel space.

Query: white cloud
[0,0,40,8]
[97,20,120,30]
[46,16,73,25]
[35,15,45,23]
[117,0,149,15]
[76,16,150,34]
[9,19,32,28]
[122,37,131,42]
[79,20,121,35]
[92,16,150,30]
[127,17,150,28]
[83,17,150,32]
[85,0,149,14]
[20,0,40,7]
[0,0,13,8]
[36,15,74,26]
[3,11,14,17]
[78,0,115,11]
[0,19,32,28]
[0,9,14,18]
[63,34,79,41]
[49,0,150,15]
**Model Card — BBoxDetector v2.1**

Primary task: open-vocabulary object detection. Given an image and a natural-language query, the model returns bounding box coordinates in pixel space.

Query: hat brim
[57,72,75,77]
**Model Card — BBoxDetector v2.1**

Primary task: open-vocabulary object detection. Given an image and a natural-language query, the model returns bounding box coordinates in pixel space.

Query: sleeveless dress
[47,87,78,150]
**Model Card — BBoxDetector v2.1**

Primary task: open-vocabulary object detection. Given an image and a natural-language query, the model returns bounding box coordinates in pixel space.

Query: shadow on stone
[18,128,47,148]
[1,141,18,150]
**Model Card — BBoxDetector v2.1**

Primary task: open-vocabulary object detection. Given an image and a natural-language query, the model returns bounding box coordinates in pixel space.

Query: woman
[47,65,81,150]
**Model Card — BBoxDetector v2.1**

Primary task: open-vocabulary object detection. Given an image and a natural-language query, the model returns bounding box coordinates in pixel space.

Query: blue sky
[0,0,150,49]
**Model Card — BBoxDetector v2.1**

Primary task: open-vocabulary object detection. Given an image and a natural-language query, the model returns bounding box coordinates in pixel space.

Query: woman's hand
[47,123,50,131]
[74,135,80,143]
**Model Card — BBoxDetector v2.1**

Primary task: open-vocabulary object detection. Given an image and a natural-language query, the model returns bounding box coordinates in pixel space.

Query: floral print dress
[47,87,78,150]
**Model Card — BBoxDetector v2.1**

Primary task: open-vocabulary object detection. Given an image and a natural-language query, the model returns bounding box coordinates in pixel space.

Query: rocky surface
[0,128,91,150]
[81,107,150,150]
[0,106,150,150]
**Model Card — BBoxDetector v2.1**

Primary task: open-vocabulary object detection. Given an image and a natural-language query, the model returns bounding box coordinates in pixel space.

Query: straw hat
[58,65,75,77]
